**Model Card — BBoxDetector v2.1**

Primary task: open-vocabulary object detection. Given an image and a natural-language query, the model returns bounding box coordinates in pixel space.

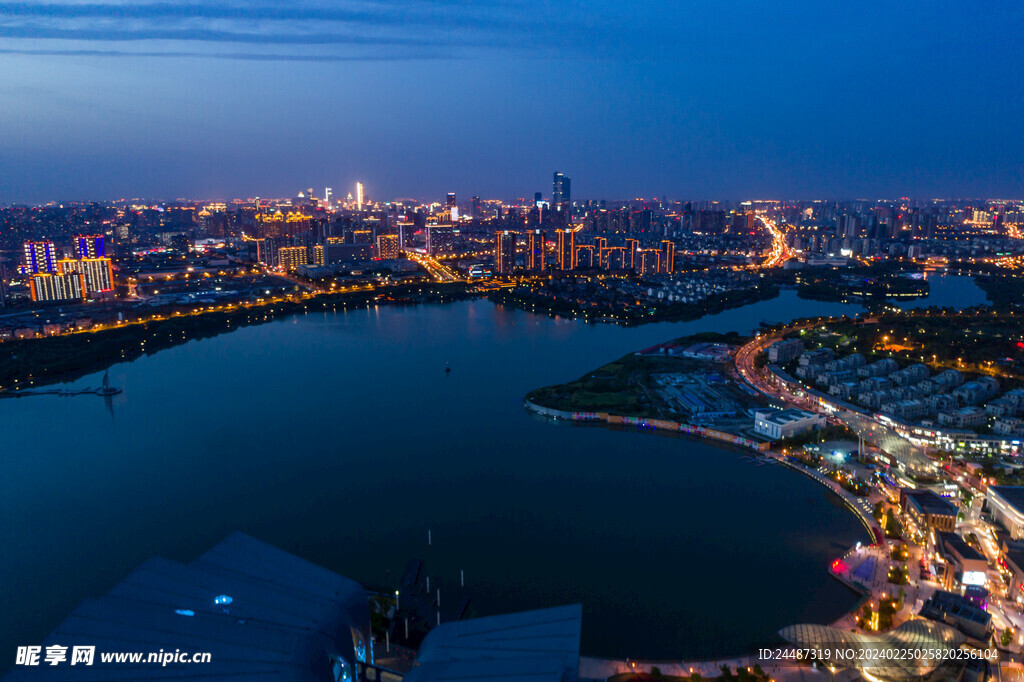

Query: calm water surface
[0,277,985,661]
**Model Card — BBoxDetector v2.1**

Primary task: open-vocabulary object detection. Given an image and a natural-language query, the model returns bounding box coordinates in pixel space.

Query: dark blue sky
[1,1,1022,203]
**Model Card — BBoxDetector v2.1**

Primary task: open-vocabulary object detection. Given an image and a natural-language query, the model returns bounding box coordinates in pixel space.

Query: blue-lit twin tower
[22,235,113,302]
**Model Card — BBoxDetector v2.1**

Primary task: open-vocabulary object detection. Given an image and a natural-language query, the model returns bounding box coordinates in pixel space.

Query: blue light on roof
[175,609,195,616]
[214,595,233,605]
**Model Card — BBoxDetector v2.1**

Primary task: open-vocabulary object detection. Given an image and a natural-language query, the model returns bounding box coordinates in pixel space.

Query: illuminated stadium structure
[779,620,967,680]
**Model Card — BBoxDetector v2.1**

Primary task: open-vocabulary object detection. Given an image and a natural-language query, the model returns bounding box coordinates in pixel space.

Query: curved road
[735,328,937,475]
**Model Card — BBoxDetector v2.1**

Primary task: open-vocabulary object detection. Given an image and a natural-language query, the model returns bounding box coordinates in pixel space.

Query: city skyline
[1,1,1023,203]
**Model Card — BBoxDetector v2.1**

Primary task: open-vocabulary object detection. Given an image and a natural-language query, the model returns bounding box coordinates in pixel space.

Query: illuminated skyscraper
[525,230,546,273]
[356,182,365,211]
[552,172,570,212]
[637,249,661,275]
[604,247,626,270]
[625,238,639,270]
[575,244,594,268]
[24,241,58,274]
[594,237,607,267]
[75,235,106,259]
[278,246,308,271]
[376,234,399,259]
[81,258,114,292]
[660,240,676,274]
[426,224,454,255]
[256,238,279,267]
[397,222,414,248]
[446,193,458,221]
[30,273,85,302]
[556,229,576,271]
[60,257,114,293]
[494,230,516,274]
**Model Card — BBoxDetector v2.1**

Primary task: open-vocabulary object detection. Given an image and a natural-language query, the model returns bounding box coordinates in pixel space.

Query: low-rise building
[799,347,834,367]
[1002,549,1024,606]
[1004,388,1024,409]
[938,407,987,429]
[994,418,1024,436]
[934,532,989,592]
[891,363,930,386]
[860,376,893,392]
[985,397,1019,418]
[767,338,803,363]
[901,489,959,533]
[857,358,898,378]
[954,378,1000,406]
[933,369,965,390]
[988,486,1024,540]
[824,353,865,372]
[918,590,992,643]
[927,393,958,412]
[753,408,825,439]
[881,399,928,421]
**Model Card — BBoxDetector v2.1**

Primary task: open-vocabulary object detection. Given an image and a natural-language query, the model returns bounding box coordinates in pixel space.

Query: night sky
[1,1,1022,203]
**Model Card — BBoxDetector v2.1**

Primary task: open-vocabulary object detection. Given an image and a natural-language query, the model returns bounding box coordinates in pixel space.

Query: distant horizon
[2,191,1023,207]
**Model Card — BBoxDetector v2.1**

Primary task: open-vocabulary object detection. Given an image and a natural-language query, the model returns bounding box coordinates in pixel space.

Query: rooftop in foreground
[3,532,371,681]
[404,604,583,682]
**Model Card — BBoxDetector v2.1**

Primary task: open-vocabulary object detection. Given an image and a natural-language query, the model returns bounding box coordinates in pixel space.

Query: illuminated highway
[404,252,462,282]
[755,214,793,269]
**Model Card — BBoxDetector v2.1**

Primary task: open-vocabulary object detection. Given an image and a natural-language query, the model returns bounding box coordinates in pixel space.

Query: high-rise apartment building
[552,172,571,212]
[625,238,639,270]
[376,234,400,260]
[278,246,308,271]
[30,273,86,302]
[525,230,546,273]
[60,257,114,293]
[494,231,516,274]
[660,240,676,274]
[426,224,455,255]
[556,228,576,271]
[24,241,58,274]
[75,235,106,259]
[575,245,594,268]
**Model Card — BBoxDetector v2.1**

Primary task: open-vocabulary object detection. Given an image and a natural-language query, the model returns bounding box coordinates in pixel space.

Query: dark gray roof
[404,605,582,682]
[920,590,992,627]
[990,486,1024,514]
[904,489,958,517]
[4,532,369,681]
[938,532,985,562]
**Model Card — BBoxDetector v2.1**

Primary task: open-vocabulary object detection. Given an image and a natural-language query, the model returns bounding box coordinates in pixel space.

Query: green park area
[525,332,758,417]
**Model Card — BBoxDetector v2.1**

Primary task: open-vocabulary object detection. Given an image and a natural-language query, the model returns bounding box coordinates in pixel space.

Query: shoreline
[489,283,780,327]
[524,398,883,675]
[522,398,772,452]
[0,283,475,392]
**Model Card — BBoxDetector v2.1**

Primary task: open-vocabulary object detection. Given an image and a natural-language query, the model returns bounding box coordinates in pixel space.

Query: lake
[0,276,986,662]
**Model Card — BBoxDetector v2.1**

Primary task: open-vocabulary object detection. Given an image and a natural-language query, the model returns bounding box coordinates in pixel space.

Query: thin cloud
[0,46,455,61]
[0,23,470,46]
[0,1,513,27]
